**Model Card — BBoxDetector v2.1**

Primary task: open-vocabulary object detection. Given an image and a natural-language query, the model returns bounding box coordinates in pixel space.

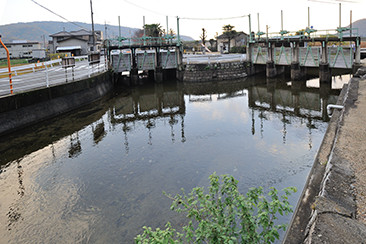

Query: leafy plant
[135,173,296,243]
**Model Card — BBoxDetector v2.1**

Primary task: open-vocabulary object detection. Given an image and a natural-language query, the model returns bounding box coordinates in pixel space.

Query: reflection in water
[7,159,25,231]
[93,121,106,144]
[0,76,345,243]
[68,132,81,158]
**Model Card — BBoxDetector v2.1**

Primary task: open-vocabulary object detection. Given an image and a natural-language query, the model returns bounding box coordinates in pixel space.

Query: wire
[122,0,248,21]
[180,15,249,21]
[122,0,168,16]
[30,0,86,29]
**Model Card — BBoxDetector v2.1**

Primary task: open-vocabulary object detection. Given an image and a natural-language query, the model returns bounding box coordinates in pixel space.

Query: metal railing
[252,28,360,42]
[0,56,108,97]
[107,35,178,48]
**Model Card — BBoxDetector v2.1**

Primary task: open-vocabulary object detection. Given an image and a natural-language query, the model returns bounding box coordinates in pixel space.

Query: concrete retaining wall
[284,75,366,243]
[0,71,114,136]
[183,62,248,82]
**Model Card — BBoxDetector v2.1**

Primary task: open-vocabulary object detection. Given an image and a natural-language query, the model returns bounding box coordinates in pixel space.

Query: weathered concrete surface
[0,71,114,136]
[285,71,366,243]
[284,83,348,243]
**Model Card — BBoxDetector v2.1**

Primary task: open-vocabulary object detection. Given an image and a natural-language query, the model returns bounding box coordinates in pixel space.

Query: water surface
[0,75,345,243]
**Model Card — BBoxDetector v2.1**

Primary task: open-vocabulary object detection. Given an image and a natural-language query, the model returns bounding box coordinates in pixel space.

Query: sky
[0,0,366,39]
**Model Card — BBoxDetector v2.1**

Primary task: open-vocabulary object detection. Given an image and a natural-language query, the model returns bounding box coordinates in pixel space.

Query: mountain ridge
[0,21,194,43]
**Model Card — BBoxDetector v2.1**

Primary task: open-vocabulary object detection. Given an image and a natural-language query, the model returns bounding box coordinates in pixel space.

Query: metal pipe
[0,35,13,94]
[143,16,146,37]
[281,10,283,31]
[327,104,344,116]
[308,7,310,28]
[166,16,169,35]
[339,3,342,28]
[177,16,180,46]
[248,14,252,42]
[257,13,260,32]
[118,16,121,38]
[350,10,352,37]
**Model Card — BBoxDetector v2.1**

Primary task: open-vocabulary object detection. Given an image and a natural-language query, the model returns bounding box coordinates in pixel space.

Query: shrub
[135,173,296,243]
[230,46,247,54]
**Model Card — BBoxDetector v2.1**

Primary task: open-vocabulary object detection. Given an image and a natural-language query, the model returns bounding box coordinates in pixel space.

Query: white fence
[0,56,108,97]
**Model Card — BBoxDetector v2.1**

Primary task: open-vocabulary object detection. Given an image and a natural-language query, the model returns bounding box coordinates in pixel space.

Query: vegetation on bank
[135,173,296,243]
[0,58,28,68]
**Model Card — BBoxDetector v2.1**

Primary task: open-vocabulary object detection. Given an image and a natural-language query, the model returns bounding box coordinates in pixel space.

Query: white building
[0,41,46,59]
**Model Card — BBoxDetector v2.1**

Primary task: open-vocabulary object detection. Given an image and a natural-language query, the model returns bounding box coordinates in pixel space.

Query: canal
[0,75,347,243]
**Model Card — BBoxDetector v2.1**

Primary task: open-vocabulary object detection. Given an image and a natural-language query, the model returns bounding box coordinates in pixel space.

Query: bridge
[247,28,361,82]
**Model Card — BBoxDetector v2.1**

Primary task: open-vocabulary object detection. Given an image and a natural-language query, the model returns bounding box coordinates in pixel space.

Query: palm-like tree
[222,25,237,53]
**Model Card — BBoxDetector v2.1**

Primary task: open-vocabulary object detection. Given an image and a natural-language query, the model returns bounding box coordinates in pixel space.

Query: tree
[209,38,216,52]
[144,24,163,37]
[200,28,207,46]
[223,24,237,53]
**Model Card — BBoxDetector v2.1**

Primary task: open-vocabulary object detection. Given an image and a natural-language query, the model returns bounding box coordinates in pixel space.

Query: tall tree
[200,28,207,46]
[222,24,237,53]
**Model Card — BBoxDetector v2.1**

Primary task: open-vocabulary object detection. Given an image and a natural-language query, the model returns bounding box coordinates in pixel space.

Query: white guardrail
[0,55,108,97]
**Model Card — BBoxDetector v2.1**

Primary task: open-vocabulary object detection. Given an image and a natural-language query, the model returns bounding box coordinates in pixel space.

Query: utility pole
[90,0,96,51]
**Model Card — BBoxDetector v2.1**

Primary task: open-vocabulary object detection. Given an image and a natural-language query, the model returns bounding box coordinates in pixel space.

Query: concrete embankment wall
[0,71,114,136]
[284,73,366,243]
[183,62,248,82]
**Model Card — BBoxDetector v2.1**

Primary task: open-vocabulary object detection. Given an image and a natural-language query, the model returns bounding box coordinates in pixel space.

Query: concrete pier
[319,63,331,83]
[291,62,303,81]
[266,61,277,78]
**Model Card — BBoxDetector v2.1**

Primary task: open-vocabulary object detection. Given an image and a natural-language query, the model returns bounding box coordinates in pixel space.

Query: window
[22,44,33,47]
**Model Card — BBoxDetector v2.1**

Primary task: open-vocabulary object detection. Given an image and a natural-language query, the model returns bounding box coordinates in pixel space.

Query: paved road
[0,58,106,97]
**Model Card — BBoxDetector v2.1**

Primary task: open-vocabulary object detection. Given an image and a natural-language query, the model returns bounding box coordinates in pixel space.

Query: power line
[180,15,249,21]
[123,0,168,17]
[30,0,86,29]
[122,0,248,21]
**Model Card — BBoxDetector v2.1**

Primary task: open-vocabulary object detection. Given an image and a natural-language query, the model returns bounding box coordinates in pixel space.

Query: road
[0,57,106,97]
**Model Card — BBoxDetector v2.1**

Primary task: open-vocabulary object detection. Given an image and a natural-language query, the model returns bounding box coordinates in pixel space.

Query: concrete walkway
[285,67,366,243]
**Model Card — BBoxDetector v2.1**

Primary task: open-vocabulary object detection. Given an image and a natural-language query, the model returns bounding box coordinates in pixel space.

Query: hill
[0,21,194,43]
[348,18,366,37]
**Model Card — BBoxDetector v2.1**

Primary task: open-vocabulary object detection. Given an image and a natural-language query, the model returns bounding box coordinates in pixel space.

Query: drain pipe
[327,104,344,116]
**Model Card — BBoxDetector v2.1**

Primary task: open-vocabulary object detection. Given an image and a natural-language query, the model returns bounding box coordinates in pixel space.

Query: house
[217,32,249,53]
[0,40,46,59]
[49,29,103,56]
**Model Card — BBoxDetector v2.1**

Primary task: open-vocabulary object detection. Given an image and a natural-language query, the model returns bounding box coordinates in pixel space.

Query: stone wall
[183,62,248,82]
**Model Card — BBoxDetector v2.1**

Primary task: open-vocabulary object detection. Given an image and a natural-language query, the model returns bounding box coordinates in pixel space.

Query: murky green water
[0,75,346,243]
